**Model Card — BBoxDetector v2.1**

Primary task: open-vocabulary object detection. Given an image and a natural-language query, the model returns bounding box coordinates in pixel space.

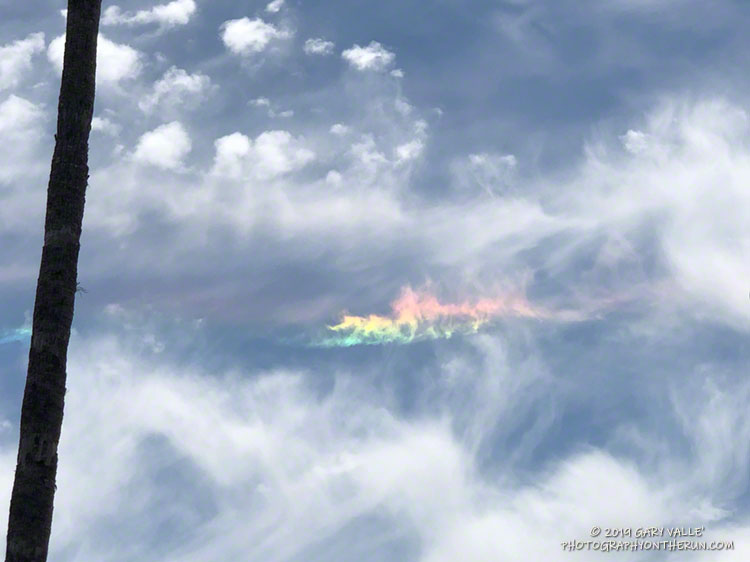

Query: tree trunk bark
[5,1,102,560]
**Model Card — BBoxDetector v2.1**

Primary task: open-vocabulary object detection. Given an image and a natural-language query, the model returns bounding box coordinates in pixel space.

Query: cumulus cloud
[32,32,426,248]
[326,170,342,185]
[91,116,121,136]
[212,130,314,180]
[248,97,294,118]
[250,97,271,107]
[395,139,424,163]
[81,74,420,240]
[138,66,213,114]
[0,94,45,183]
[330,123,349,135]
[220,17,290,55]
[342,41,395,71]
[0,95,42,136]
[303,38,335,55]
[0,32,45,91]
[133,121,192,170]
[270,109,294,118]
[348,135,389,172]
[0,95,46,231]
[102,0,196,28]
[47,34,141,85]
[265,0,285,13]
[620,129,649,154]
[340,114,428,185]
[395,97,412,116]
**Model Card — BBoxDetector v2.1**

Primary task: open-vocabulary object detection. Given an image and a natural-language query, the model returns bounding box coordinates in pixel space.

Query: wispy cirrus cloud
[0,326,742,561]
[1,3,750,560]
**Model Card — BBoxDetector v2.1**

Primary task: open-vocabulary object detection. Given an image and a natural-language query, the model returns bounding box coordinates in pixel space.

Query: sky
[1,0,750,560]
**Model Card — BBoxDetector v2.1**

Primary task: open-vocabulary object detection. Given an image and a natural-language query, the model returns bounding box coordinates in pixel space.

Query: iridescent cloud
[312,286,572,347]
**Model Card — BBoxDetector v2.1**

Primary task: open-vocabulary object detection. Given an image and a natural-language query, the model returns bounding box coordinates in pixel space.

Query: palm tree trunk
[5,1,102,560]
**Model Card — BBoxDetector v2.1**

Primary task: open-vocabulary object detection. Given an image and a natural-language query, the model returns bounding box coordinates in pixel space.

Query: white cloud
[395,139,424,163]
[6,93,750,562]
[342,41,395,71]
[563,99,750,327]
[82,76,420,239]
[212,130,314,180]
[102,0,196,27]
[427,98,750,329]
[326,170,342,185]
[419,451,678,562]
[270,109,294,118]
[395,97,412,116]
[4,14,750,555]
[349,135,389,172]
[47,34,141,85]
[0,95,44,183]
[669,378,750,506]
[220,17,290,55]
[133,122,192,170]
[452,152,518,196]
[40,51,750,336]
[248,97,293,118]
[0,32,45,91]
[0,330,742,561]
[303,38,335,56]
[0,95,46,231]
[250,97,271,107]
[265,0,285,13]
[390,68,404,78]
[0,95,42,135]
[199,129,415,239]
[138,66,212,114]
[620,129,649,154]
[330,123,349,135]
[34,38,425,244]
[210,132,251,179]
[413,101,750,329]
[91,116,121,136]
